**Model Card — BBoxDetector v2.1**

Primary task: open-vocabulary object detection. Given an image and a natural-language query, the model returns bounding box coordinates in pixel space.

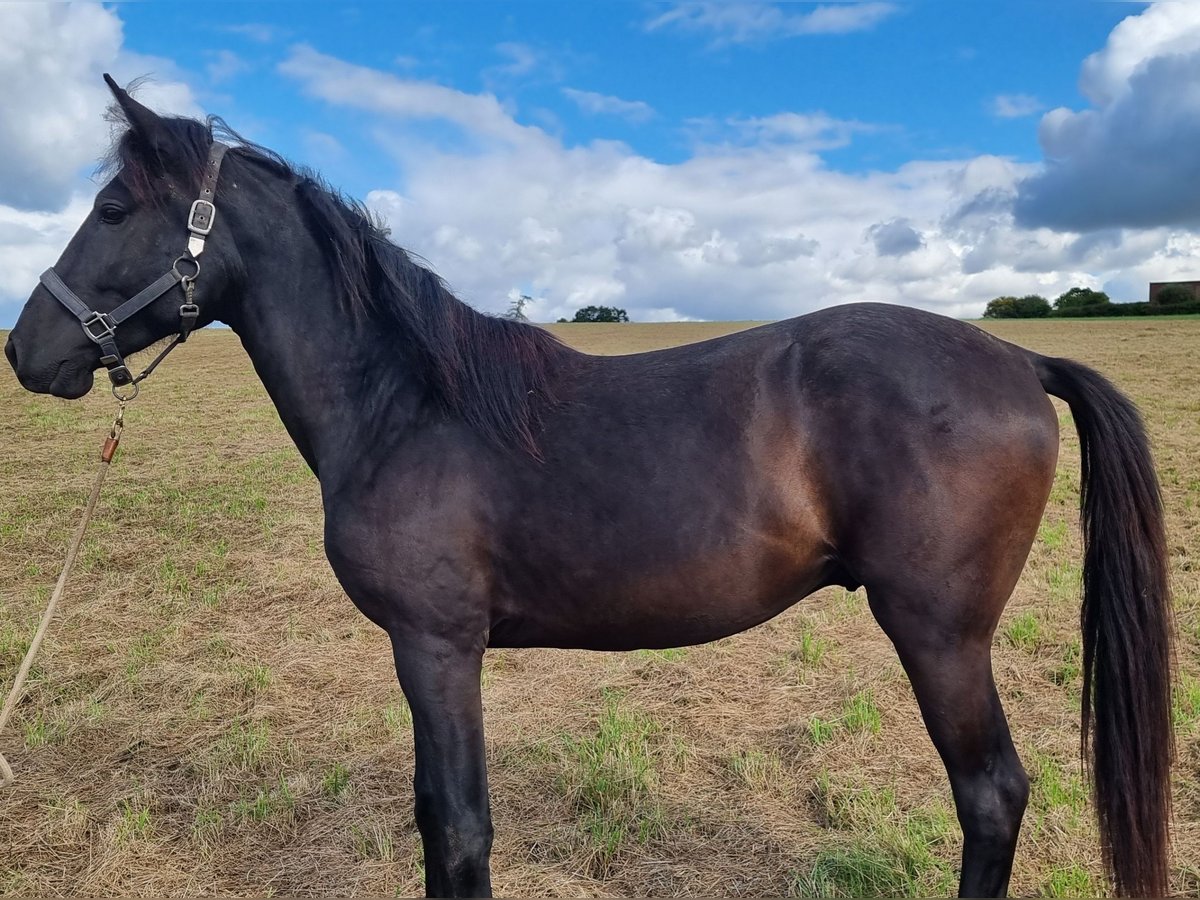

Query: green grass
[1027,751,1087,814]
[1043,863,1098,897]
[841,690,882,735]
[797,623,831,668]
[799,773,956,897]
[115,798,152,846]
[234,663,272,696]
[212,720,271,771]
[190,806,223,848]
[1038,520,1069,551]
[1004,611,1041,652]
[807,716,835,746]
[1047,563,1082,600]
[558,690,669,872]
[727,749,782,791]
[23,711,64,748]
[124,631,163,679]
[231,776,295,823]
[1173,673,1200,734]
[322,762,351,798]
[1048,640,1081,687]
[382,701,413,734]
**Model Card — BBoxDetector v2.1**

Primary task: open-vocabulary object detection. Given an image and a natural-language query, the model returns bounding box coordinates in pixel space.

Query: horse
[4,78,1173,898]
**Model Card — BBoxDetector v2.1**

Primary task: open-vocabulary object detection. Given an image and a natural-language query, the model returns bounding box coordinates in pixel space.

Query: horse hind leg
[865,579,1030,898]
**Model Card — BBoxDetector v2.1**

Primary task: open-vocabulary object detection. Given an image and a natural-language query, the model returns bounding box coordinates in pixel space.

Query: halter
[38,141,229,400]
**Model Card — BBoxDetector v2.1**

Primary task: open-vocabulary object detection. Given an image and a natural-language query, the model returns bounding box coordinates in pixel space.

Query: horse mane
[102,104,568,457]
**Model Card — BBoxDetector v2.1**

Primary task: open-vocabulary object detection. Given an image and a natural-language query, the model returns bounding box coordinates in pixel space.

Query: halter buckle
[82,311,117,343]
[188,199,216,236]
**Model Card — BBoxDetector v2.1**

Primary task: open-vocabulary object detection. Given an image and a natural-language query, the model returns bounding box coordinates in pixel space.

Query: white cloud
[0,2,198,322]
[1015,1,1200,230]
[0,2,122,210]
[0,200,92,305]
[280,44,543,148]
[725,111,874,150]
[1077,1,1200,105]
[868,218,923,256]
[562,88,655,123]
[989,93,1043,119]
[647,1,898,44]
[273,44,1190,322]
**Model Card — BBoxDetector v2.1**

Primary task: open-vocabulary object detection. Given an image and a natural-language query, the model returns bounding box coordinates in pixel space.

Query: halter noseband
[38,141,229,400]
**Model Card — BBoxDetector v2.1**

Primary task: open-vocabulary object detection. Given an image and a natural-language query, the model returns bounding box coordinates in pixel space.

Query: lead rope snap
[0,402,128,787]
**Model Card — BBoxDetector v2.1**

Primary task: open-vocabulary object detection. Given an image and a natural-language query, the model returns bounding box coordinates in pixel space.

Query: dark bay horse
[5,80,1173,898]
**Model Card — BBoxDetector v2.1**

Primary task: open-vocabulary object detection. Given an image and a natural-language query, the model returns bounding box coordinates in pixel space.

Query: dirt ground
[1,315,1196,896]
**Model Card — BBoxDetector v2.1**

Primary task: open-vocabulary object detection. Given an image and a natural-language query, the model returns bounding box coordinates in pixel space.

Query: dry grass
[0,315,1197,896]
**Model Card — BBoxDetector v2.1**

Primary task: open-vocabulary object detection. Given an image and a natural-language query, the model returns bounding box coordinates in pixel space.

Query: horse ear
[103,73,167,147]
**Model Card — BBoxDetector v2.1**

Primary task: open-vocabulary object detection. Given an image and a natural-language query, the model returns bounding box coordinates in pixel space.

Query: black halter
[39,141,229,399]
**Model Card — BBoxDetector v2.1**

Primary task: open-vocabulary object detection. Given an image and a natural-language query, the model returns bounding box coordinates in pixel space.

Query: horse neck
[219,183,427,481]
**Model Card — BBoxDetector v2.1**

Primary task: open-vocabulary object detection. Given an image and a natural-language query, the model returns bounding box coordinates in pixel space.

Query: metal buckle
[82,311,116,342]
[179,302,199,320]
[188,199,216,235]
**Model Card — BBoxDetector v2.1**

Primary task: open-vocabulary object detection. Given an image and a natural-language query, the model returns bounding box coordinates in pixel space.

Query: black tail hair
[1036,354,1173,897]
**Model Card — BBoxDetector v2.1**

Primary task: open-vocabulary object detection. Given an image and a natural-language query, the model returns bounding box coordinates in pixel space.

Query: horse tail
[1033,353,1173,897]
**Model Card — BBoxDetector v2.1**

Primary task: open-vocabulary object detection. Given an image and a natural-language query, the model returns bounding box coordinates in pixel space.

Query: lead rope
[0,404,125,788]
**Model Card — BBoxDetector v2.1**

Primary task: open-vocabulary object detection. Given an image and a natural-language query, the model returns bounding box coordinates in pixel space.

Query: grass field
[1,316,1197,896]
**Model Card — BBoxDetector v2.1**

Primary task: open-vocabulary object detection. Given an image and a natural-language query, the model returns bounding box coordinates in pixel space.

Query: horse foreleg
[389,628,493,898]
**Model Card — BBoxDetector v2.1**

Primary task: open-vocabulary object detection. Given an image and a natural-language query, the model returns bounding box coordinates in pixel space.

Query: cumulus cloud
[647,1,898,44]
[0,3,117,210]
[869,219,923,256]
[562,88,655,123]
[279,46,1117,322]
[0,2,198,322]
[1014,2,1200,231]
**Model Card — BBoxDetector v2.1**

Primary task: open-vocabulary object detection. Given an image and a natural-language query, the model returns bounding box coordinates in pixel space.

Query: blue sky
[2,1,1199,325]
[127,1,1132,194]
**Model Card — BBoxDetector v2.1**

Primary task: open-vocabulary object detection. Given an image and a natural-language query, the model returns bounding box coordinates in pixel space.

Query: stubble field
[0,315,1197,896]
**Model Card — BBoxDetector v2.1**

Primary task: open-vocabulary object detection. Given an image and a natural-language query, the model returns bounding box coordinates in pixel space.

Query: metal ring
[172,255,201,283]
[112,381,140,402]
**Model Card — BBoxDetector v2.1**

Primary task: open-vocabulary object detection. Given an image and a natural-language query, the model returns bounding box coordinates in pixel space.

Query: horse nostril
[3,336,17,373]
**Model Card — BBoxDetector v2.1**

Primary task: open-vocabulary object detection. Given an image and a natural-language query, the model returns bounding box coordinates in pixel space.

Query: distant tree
[983,296,1020,319]
[569,305,629,323]
[1015,294,1050,317]
[1054,286,1110,313]
[1153,284,1196,307]
[503,294,532,321]
[983,294,1049,319]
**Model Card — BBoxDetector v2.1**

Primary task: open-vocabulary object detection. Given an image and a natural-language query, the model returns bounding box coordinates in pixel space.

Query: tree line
[983,285,1200,319]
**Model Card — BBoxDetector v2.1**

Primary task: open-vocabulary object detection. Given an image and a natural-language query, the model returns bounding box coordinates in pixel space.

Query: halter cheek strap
[38,141,229,398]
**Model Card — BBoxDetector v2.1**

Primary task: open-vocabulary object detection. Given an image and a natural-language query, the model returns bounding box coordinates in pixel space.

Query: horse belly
[487,539,835,651]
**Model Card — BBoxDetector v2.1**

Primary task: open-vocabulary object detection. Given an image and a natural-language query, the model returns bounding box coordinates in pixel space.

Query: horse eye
[98,204,127,225]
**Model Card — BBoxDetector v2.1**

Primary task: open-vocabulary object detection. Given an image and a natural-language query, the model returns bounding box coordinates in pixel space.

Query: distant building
[1148,280,1200,302]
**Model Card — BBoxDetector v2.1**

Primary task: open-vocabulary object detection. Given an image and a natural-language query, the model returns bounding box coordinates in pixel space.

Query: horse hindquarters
[814,348,1060,896]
